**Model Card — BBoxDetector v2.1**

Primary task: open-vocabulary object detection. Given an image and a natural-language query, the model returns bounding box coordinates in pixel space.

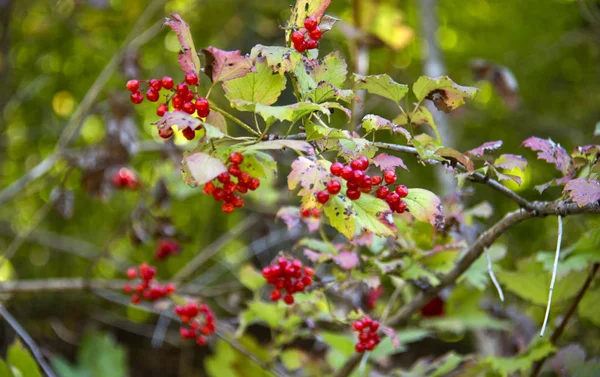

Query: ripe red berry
[156,103,168,116]
[283,295,295,305]
[376,186,389,199]
[350,159,363,170]
[355,343,366,353]
[161,76,174,89]
[158,126,173,139]
[395,185,408,198]
[146,89,159,102]
[185,90,195,101]
[291,31,305,45]
[352,321,364,331]
[172,95,183,109]
[341,166,353,180]
[358,156,369,170]
[217,172,230,184]
[326,180,341,195]
[371,176,382,186]
[222,202,235,213]
[223,181,236,194]
[196,336,207,346]
[126,79,140,92]
[346,189,361,200]
[386,192,400,206]
[148,78,162,91]
[316,191,330,204]
[395,200,407,213]
[383,170,397,184]
[236,184,248,194]
[308,27,322,41]
[248,177,260,191]
[304,17,318,31]
[271,290,282,301]
[229,152,244,165]
[185,72,199,85]
[301,208,311,217]
[176,83,189,96]
[350,170,364,184]
[304,267,315,276]
[228,164,242,177]
[294,40,307,53]
[330,162,343,176]
[130,91,143,104]
[306,39,318,50]
[311,208,321,218]
[182,101,195,114]
[126,267,137,279]
[195,97,210,118]
[182,127,195,140]
[131,295,141,304]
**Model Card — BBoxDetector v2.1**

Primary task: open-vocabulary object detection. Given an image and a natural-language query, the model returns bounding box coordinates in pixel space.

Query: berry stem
[208,101,261,137]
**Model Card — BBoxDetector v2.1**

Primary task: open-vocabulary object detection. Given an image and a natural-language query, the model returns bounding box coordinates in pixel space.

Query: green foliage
[5,342,41,377]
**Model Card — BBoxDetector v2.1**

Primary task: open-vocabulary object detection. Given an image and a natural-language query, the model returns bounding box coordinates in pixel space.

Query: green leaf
[237,300,286,335]
[279,349,305,371]
[352,194,397,238]
[297,238,338,255]
[242,140,314,154]
[7,342,41,377]
[435,147,474,172]
[353,73,409,103]
[50,357,89,377]
[461,244,507,290]
[579,287,600,326]
[323,194,356,239]
[78,331,127,377]
[230,100,328,127]
[294,52,353,103]
[413,76,479,113]
[0,360,14,377]
[305,121,350,141]
[403,188,445,230]
[479,339,555,376]
[308,82,354,104]
[314,51,347,87]
[182,152,227,186]
[321,102,352,121]
[236,150,276,178]
[250,45,302,74]
[223,61,286,106]
[199,123,226,141]
[361,114,411,140]
[238,264,265,291]
[321,331,355,357]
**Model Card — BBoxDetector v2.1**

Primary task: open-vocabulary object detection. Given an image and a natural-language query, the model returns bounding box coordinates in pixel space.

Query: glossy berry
[195,97,210,117]
[306,39,318,50]
[228,164,242,177]
[383,170,397,184]
[350,159,363,170]
[395,185,408,198]
[203,182,215,195]
[172,95,183,109]
[182,101,195,114]
[270,290,282,301]
[185,72,199,85]
[304,17,318,31]
[395,200,407,214]
[248,177,260,191]
[127,267,137,279]
[182,127,195,140]
[308,27,322,41]
[130,91,143,104]
[283,295,295,305]
[294,40,307,53]
[386,192,400,206]
[346,189,361,200]
[341,166,353,180]
[291,31,305,45]
[311,208,321,218]
[148,78,162,91]
[326,180,341,195]
[222,202,235,213]
[161,76,174,89]
[352,316,381,353]
[316,191,330,204]
[156,103,168,116]
[158,126,173,139]
[176,83,189,96]
[301,208,311,218]
[126,80,139,92]
[371,176,382,186]
[146,89,159,102]
[376,186,389,199]
[229,152,244,164]
[330,162,344,176]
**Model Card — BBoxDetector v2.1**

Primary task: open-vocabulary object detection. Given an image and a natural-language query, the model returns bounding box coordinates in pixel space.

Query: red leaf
[155,111,200,134]
[334,251,359,270]
[202,47,252,83]
[372,153,408,171]
[276,206,301,230]
[381,326,401,349]
[466,140,503,158]
[522,137,572,176]
[563,178,600,207]
[164,14,201,75]
[494,154,527,171]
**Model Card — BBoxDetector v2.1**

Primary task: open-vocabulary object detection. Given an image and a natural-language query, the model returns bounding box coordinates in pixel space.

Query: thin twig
[0,305,58,377]
[485,247,504,302]
[209,102,261,136]
[540,215,563,337]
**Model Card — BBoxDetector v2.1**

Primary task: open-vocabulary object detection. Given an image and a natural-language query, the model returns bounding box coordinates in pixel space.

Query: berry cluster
[291,17,322,52]
[123,263,175,304]
[262,257,315,305]
[111,167,139,190]
[202,152,260,213]
[175,302,216,346]
[125,72,210,140]
[155,239,181,261]
[352,316,381,353]
[300,207,321,218]
[315,156,410,214]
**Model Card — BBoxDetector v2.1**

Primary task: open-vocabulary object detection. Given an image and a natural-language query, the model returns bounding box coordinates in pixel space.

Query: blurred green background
[0,0,599,376]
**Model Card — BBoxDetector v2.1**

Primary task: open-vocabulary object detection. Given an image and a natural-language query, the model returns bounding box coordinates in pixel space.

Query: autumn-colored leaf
[250,45,302,74]
[155,111,200,134]
[334,251,359,270]
[494,154,527,171]
[413,76,479,113]
[202,47,252,83]
[435,147,474,173]
[290,0,332,30]
[183,152,227,186]
[564,178,600,207]
[164,14,201,76]
[522,137,572,176]
[361,114,411,140]
[466,140,503,158]
[372,153,408,171]
[288,157,331,207]
[403,188,445,230]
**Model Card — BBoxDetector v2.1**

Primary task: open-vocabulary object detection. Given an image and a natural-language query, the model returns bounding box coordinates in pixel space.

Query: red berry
[126,267,137,279]
[301,208,311,218]
[146,89,159,102]
[182,101,195,114]
[123,284,132,293]
[131,295,140,304]
[308,27,322,41]
[376,186,389,199]
[239,172,252,186]
[383,171,397,184]
[350,159,362,170]
[306,39,318,50]
[386,192,400,206]
[195,97,210,118]
[395,185,408,198]
[346,189,361,200]
[223,181,236,194]
[370,320,380,331]
[395,200,407,214]
[161,76,174,89]
[304,17,318,31]
[222,202,235,213]
[291,31,305,45]
[302,276,313,286]
[316,191,330,204]
[283,295,295,305]
[130,91,143,104]
[236,184,248,194]
[185,91,195,101]
[126,80,139,92]
[371,176,382,186]
[350,170,364,184]
[172,95,183,109]
[228,164,242,177]
[158,126,173,139]
[294,40,307,53]
[311,208,321,218]
[248,177,260,191]
[352,321,364,331]
[217,172,230,184]
[355,343,365,353]
[182,127,195,140]
[347,182,359,190]
[229,152,244,165]
[326,180,341,195]
[196,336,207,346]
[365,340,376,351]
[233,196,244,208]
[358,156,369,170]
[341,166,353,180]
[157,103,168,116]
[148,78,162,91]
[271,290,282,301]
[185,72,199,85]
[330,162,344,176]
[176,83,189,96]
[304,267,315,276]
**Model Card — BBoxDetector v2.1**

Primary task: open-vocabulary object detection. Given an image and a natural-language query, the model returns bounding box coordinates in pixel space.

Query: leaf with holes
[290,0,332,30]
[223,61,286,105]
[202,47,252,83]
[353,193,397,237]
[353,73,409,103]
[322,102,352,121]
[230,100,329,127]
[403,188,445,230]
[182,152,227,186]
[413,76,479,113]
[323,194,356,239]
[372,153,408,171]
[522,137,572,176]
[250,45,302,75]
[466,140,503,158]
[435,147,474,173]
[564,178,600,207]
[164,14,201,76]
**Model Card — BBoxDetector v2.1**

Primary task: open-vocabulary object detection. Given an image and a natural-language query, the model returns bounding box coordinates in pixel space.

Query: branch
[540,215,563,337]
[0,305,58,377]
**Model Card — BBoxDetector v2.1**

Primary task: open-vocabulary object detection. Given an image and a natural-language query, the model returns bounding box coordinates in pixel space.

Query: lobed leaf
[202,47,252,83]
[372,153,408,171]
[361,114,411,140]
[522,137,572,176]
[249,45,302,75]
[230,100,328,127]
[494,154,527,171]
[353,73,409,103]
[223,61,286,106]
[155,111,200,134]
[164,14,201,76]
[466,140,503,158]
[403,188,445,230]
[413,76,479,113]
[563,178,600,207]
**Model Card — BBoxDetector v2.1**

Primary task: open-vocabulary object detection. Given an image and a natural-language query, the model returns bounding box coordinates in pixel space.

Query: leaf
[230,100,328,127]
[479,339,555,376]
[372,153,408,171]
[164,14,201,76]
[77,331,127,377]
[205,111,227,133]
[198,123,226,141]
[461,244,507,290]
[323,194,356,239]
[223,61,286,106]
[579,286,600,326]
[352,73,409,103]
[288,157,331,209]
[294,52,353,103]
[290,0,332,30]
[239,264,265,291]
[242,140,314,154]
[333,251,359,270]
[314,51,347,88]
[305,120,350,141]
[361,114,410,140]
[280,349,305,371]
[155,111,200,134]
[239,301,286,332]
[236,150,276,178]
[250,45,302,74]
[321,102,352,121]
[435,147,474,173]
[413,76,479,112]
[320,331,355,357]
[494,154,527,171]
[0,360,14,377]
[202,47,252,83]
[309,82,354,104]
[522,137,573,176]
[276,206,302,230]
[352,194,397,237]
[337,138,378,159]
[7,342,42,377]
[403,188,445,230]
[466,140,503,158]
[564,178,600,207]
[183,152,227,186]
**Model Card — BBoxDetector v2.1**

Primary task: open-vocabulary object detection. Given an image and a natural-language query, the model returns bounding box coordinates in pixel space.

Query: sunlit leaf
[372,153,408,171]
[250,45,302,74]
[164,14,201,76]
[522,136,573,176]
[230,100,328,127]
[494,154,527,171]
[183,152,227,186]
[202,47,252,82]
[223,61,286,105]
[413,76,479,112]
[353,73,409,103]
[403,188,445,230]
[7,342,41,377]
[563,178,600,207]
